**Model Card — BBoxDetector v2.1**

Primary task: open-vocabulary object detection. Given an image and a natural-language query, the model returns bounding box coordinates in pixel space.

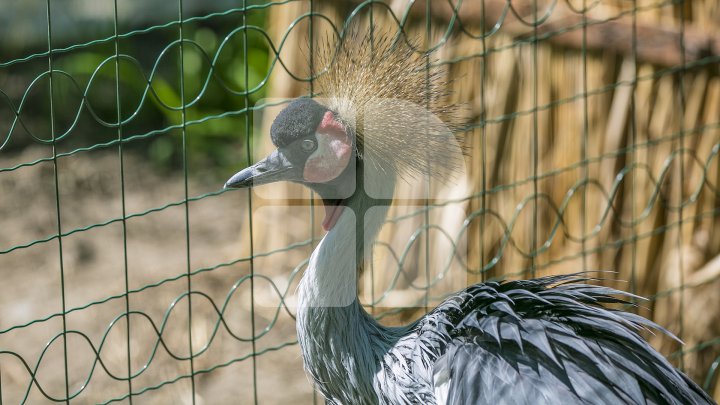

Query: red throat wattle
[321,199,345,231]
[308,111,351,231]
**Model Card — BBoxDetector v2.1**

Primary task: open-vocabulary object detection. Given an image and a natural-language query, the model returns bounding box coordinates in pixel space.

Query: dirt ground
[0,147,317,404]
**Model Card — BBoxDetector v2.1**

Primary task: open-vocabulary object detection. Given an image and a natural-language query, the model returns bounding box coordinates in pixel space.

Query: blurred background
[0,0,719,403]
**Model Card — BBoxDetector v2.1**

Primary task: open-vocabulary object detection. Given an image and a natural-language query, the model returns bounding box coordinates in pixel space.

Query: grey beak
[224,149,299,189]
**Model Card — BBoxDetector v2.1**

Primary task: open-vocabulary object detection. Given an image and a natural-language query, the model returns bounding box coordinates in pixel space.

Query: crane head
[224,98,356,231]
[225,32,467,232]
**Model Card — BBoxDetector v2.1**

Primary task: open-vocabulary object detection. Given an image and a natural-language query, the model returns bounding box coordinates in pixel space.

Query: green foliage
[144,11,271,175]
[42,9,271,177]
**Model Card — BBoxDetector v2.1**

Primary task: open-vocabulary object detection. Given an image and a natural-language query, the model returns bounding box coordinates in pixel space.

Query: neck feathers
[298,159,395,308]
[295,159,396,402]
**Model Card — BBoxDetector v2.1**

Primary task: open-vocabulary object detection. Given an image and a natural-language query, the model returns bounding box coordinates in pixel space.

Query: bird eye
[300,139,316,153]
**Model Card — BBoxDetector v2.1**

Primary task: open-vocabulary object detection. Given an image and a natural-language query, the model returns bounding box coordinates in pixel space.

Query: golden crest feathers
[313,29,464,181]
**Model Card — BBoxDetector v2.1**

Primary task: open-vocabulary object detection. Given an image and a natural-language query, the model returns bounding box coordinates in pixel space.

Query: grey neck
[296,162,398,403]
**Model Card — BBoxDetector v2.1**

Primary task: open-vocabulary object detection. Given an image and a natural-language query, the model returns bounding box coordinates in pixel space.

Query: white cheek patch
[303,131,352,183]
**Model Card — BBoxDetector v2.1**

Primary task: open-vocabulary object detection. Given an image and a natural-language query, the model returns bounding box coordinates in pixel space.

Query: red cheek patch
[318,110,346,134]
[303,112,352,183]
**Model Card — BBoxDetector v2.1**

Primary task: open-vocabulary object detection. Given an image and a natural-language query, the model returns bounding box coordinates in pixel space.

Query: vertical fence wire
[580,0,589,272]
[177,0,198,402]
[368,0,377,322]
[482,0,497,283]
[242,1,259,403]
[530,0,540,278]
[112,0,135,402]
[423,0,432,313]
[629,0,639,307]
[307,2,320,404]
[44,1,71,403]
[479,0,488,283]
[675,0,688,372]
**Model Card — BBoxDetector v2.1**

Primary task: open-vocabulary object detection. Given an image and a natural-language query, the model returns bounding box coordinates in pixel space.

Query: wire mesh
[0,0,719,403]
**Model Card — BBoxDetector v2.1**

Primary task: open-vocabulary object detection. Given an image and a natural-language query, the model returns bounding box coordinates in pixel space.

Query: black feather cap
[270,99,329,148]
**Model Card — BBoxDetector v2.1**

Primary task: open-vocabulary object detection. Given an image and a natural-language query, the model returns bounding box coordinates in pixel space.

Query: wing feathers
[413,274,715,405]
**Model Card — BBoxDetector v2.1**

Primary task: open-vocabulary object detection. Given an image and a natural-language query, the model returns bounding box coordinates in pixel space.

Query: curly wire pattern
[0,0,719,402]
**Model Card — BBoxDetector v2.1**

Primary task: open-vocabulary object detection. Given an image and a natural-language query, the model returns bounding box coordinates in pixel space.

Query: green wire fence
[1,0,719,403]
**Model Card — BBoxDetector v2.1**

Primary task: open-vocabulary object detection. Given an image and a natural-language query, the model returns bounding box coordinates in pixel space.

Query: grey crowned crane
[225,32,715,405]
